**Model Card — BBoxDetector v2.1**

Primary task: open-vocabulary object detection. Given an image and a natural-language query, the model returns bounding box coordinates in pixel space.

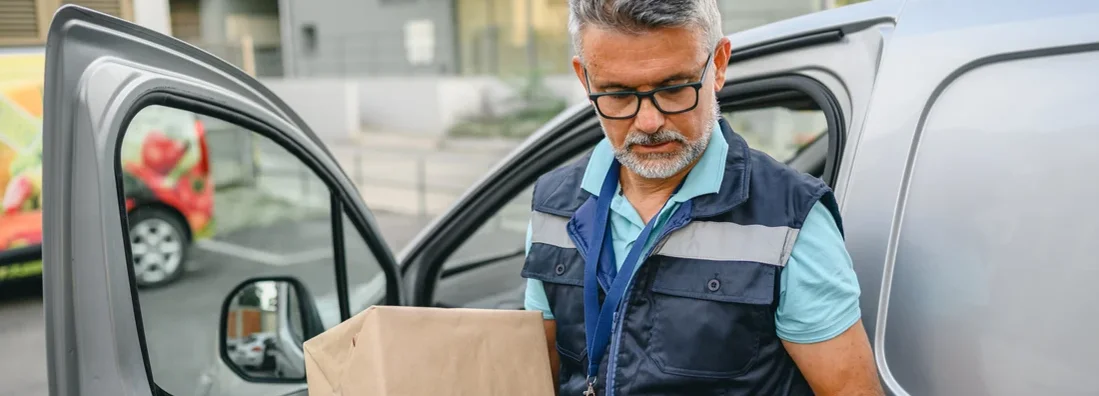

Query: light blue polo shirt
[523,121,862,344]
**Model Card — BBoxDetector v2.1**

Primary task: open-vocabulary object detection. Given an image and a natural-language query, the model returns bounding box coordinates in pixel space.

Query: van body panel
[839,1,1099,394]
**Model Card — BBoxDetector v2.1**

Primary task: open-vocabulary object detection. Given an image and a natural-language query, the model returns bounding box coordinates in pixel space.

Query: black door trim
[730,30,845,64]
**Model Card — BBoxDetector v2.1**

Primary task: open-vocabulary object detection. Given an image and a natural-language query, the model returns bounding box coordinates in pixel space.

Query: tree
[236,284,263,307]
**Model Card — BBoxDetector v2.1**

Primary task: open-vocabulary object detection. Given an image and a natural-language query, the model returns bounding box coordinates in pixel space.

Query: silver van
[15,1,1099,395]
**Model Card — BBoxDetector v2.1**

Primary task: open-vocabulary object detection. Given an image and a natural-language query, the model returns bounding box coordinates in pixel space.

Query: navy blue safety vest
[521,118,843,396]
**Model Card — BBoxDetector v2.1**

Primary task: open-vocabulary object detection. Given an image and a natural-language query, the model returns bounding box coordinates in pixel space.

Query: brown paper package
[303,305,556,396]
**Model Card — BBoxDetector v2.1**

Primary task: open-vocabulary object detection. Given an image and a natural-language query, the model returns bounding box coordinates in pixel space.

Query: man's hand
[543,319,560,395]
[782,319,884,396]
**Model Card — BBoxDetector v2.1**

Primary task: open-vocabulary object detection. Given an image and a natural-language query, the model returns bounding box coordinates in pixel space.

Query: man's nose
[633,97,665,133]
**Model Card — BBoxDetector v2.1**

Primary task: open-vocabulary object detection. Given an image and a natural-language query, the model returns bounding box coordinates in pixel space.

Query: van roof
[726,0,903,54]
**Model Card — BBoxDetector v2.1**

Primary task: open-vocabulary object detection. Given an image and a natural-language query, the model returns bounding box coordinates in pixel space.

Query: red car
[0,88,216,288]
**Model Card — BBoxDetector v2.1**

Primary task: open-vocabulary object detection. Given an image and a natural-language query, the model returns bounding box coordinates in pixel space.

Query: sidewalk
[322,129,526,219]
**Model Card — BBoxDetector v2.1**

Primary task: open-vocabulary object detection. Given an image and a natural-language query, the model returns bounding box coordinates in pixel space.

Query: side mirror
[219,276,325,382]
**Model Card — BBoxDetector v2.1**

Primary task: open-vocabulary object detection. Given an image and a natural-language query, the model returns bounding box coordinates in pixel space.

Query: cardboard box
[303,305,555,396]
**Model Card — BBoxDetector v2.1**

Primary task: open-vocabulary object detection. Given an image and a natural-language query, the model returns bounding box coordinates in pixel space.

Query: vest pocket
[551,310,588,364]
[543,279,588,365]
[521,245,589,364]
[646,258,777,379]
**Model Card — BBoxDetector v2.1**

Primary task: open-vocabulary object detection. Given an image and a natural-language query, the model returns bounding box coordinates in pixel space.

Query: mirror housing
[219,276,325,383]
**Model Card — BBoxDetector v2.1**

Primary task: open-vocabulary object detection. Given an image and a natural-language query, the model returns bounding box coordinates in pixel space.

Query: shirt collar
[580,120,728,203]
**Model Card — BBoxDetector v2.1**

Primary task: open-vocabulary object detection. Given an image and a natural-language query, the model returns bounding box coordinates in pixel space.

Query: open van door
[708,1,901,355]
[40,5,404,396]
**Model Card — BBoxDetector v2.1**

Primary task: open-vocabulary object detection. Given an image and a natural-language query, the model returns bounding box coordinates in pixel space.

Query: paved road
[0,207,428,396]
[0,280,47,396]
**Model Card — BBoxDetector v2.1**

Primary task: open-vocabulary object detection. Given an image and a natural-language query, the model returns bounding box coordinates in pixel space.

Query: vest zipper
[604,215,692,396]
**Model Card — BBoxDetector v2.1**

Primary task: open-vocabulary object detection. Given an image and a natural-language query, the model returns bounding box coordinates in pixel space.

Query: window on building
[61,0,131,19]
[301,24,318,55]
[0,0,132,47]
[0,0,48,46]
[168,0,201,43]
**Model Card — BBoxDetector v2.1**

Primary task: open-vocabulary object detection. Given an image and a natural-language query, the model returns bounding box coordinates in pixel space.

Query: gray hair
[568,0,724,61]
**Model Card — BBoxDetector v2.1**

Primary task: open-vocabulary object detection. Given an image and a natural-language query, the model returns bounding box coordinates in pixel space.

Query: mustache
[624,130,688,148]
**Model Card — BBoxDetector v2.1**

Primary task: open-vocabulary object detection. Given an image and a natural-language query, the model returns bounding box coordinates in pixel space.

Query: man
[519,0,884,395]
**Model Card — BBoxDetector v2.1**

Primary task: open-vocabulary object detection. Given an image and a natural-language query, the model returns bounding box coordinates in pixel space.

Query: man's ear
[712,37,732,91]
[572,55,589,93]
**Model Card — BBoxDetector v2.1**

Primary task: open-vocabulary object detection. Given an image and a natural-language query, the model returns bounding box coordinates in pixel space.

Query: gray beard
[604,98,719,180]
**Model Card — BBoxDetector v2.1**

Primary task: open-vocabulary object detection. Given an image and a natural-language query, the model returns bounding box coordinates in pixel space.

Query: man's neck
[619,162,697,223]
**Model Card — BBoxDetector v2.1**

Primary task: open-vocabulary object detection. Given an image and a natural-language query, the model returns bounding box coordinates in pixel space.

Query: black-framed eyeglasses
[584,53,714,120]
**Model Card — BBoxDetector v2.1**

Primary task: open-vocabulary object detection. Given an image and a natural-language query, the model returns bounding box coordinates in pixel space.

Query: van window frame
[718,74,847,187]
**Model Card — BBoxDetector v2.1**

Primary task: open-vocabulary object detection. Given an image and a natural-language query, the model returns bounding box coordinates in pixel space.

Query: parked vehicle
[226,333,275,370]
[19,1,1099,396]
[0,50,215,288]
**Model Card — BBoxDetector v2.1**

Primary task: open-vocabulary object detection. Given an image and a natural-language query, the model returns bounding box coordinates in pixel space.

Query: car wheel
[128,206,190,288]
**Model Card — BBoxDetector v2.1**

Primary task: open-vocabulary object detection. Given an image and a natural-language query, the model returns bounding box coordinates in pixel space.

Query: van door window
[723,105,828,164]
[117,105,385,396]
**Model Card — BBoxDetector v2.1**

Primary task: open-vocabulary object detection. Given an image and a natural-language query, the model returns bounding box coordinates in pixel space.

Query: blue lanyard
[583,161,682,388]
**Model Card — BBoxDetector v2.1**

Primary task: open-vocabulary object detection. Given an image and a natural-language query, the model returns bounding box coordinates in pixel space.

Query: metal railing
[240,136,520,222]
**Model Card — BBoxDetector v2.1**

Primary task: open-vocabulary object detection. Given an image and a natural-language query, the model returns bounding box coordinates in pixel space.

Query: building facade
[277,0,459,77]
[1,0,867,78]
[277,0,868,78]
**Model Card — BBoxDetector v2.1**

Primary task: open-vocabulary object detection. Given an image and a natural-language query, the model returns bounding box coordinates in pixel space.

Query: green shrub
[446,73,569,140]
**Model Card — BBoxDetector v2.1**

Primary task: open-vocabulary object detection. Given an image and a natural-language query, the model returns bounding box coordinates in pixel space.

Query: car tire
[127,206,191,288]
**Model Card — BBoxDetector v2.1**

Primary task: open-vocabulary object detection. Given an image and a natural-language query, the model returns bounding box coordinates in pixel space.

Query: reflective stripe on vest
[530,210,575,249]
[655,221,800,267]
[529,210,799,267]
